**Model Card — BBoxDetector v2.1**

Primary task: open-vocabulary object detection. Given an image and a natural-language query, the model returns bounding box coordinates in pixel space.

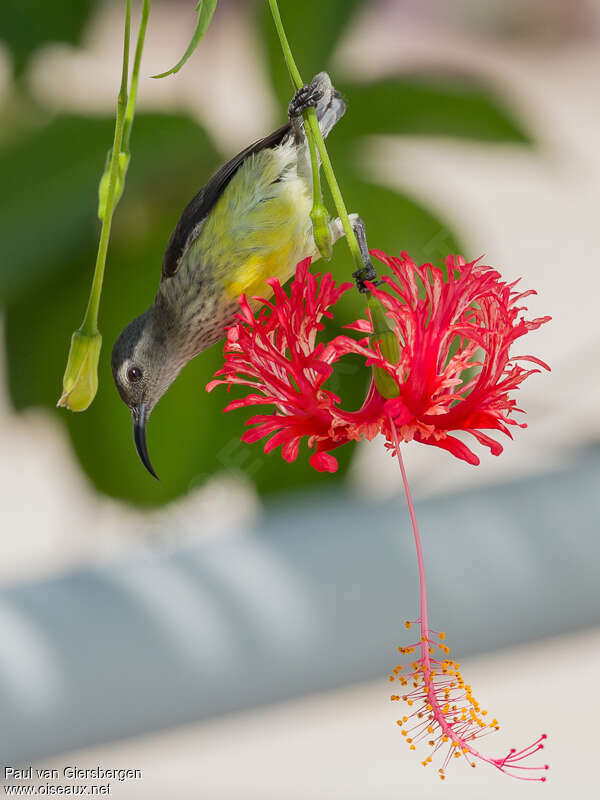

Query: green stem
[307,111,362,270]
[267,0,364,273]
[123,0,151,153]
[79,0,132,337]
[307,114,322,207]
[267,0,302,88]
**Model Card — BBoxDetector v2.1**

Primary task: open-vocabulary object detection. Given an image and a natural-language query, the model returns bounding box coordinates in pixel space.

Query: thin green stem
[267,2,325,227]
[267,0,364,273]
[306,111,362,270]
[307,116,322,206]
[123,0,151,153]
[267,0,302,89]
[80,0,136,337]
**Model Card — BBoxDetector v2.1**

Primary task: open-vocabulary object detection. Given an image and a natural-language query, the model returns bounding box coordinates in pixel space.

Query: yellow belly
[224,241,298,300]
[196,141,313,302]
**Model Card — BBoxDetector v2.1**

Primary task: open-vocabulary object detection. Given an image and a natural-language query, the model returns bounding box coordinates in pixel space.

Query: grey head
[111,306,183,479]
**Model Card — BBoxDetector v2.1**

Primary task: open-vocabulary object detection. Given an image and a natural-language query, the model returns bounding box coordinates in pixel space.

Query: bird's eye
[127,365,143,383]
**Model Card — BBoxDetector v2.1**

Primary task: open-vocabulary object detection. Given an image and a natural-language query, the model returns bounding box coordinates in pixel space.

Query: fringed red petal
[208,251,549,470]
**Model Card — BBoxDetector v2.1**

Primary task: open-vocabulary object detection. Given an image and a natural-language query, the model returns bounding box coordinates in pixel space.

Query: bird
[111,72,369,478]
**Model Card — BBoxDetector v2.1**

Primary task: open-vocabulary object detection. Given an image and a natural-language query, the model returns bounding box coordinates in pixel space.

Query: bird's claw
[350,215,380,292]
[288,81,324,118]
[353,262,378,293]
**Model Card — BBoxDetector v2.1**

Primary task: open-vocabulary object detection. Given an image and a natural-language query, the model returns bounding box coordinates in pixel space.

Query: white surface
[26,627,597,797]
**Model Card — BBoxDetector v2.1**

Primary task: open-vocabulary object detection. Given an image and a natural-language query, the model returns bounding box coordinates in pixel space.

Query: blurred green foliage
[0,0,531,506]
[0,0,97,78]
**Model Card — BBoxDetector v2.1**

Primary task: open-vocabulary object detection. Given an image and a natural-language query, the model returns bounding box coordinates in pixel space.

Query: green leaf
[336,76,531,143]
[152,0,218,79]
[260,0,365,106]
[0,0,98,78]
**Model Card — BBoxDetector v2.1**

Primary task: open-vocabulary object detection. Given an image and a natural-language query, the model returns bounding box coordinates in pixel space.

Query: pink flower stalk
[388,415,548,781]
[208,252,550,471]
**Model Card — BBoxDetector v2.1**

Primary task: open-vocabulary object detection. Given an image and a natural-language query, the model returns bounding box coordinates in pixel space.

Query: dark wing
[161,122,292,278]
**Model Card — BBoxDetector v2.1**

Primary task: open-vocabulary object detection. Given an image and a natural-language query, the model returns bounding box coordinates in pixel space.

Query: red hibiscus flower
[207,251,550,471]
[335,250,551,465]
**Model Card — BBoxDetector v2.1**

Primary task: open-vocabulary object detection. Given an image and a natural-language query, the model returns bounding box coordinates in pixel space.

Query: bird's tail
[313,73,346,139]
[287,72,346,187]
[288,72,346,144]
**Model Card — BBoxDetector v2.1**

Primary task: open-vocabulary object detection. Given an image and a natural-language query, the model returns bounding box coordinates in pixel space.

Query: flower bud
[310,203,333,261]
[98,150,130,221]
[368,295,401,398]
[57,329,102,412]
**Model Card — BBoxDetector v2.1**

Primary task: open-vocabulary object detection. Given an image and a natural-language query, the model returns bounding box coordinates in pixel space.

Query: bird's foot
[288,83,323,118]
[350,215,380,293]
[288,73,331,118]
[353,262,378,293]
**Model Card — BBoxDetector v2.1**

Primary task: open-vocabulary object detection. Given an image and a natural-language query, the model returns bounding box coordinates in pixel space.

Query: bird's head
[111,308,181,479]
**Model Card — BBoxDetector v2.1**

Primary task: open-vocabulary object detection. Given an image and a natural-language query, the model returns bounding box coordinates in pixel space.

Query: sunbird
[112,72,370,478]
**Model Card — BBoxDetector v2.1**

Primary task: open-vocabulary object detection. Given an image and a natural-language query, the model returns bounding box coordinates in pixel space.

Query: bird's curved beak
[132,403,159,480]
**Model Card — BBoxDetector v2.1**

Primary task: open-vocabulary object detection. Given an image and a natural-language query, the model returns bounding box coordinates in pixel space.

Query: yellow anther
[405,621,412,629]
[439,632,446,640]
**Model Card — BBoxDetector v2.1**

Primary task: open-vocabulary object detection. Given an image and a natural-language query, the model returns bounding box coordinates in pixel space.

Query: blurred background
[0,0,598,795]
